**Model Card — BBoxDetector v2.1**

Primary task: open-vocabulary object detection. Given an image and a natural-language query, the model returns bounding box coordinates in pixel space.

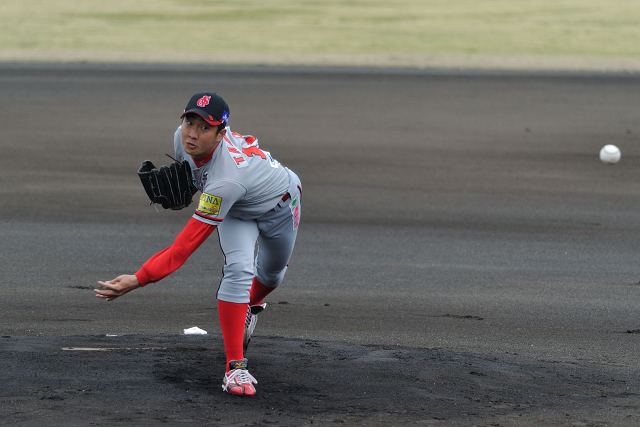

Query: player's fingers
[96,287,124,295]
[94,289,121,301]
[95,284,124,295]
[95,294,118,301]
[98,280,123,291]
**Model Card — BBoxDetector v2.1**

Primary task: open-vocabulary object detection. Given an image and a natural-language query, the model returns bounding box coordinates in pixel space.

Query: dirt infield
[3,334,639,426]
[1,64,640,426]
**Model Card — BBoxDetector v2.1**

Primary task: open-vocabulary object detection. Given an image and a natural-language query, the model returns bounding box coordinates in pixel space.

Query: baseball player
[95,92,302,396]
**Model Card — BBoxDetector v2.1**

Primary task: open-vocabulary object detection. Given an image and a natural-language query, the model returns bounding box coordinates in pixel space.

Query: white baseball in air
[599,144,621,164]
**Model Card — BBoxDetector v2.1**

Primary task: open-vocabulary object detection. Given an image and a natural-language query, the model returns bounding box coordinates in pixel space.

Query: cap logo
[222,111,229,123]
[197,95,211,107]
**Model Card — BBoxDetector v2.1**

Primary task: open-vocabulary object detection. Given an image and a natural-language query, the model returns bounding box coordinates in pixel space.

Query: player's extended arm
[135,217,216,285]
[95,217,216,301]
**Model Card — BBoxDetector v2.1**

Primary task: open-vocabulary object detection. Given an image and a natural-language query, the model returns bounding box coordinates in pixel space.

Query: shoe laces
[245,313,258,335]
[245,304,264,335]
[225,368,257,387]
[245,307,253,329]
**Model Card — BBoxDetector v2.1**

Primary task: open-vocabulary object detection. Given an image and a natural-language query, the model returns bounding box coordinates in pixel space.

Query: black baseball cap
[181,92,230,126]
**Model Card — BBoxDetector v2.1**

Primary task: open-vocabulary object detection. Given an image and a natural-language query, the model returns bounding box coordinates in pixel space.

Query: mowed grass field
[1,0,640,68]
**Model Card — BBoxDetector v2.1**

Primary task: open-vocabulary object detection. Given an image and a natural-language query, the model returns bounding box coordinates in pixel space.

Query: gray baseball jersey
[173,126,290,225]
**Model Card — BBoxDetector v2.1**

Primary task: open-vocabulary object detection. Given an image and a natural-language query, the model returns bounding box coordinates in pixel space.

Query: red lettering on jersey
[231,132,257,145]
[242,146,266,159]
[227,145,241,154]
[233,156,245,165]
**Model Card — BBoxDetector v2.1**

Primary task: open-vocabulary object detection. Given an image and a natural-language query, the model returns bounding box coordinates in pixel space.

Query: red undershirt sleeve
[134,217,217,286]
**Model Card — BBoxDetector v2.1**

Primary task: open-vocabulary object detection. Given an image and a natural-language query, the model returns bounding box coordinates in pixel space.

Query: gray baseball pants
[216,170,301,303]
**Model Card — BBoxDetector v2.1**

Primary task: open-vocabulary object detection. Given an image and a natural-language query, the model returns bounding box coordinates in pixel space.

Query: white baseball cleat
[243,303,266,352]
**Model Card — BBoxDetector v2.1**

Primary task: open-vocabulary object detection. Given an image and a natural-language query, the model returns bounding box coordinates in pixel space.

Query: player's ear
[217,128,227,142]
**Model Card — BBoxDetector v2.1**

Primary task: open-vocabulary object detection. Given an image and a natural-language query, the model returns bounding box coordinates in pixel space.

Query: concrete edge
[2,51,640,76]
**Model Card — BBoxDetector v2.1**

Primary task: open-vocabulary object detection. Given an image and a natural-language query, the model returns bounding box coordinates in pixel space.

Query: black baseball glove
[137,159,195,210]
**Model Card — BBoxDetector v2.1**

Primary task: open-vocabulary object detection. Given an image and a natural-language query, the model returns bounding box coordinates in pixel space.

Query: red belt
[281,193,290,202]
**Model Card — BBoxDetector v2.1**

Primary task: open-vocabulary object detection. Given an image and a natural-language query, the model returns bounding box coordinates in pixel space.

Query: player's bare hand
[95,275,140,301]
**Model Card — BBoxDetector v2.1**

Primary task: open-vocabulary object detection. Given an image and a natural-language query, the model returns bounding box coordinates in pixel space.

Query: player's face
[181,115,226,160]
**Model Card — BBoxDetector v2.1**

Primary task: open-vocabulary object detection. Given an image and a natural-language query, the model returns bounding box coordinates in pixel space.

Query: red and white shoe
[243,303,266,352]
[222,359,257,396]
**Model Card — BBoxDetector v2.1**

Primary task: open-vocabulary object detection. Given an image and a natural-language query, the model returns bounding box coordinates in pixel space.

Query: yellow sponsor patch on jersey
[197,193,222,216]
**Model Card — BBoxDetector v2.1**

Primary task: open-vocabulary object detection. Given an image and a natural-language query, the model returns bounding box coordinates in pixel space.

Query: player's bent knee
[255,267,287,288]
